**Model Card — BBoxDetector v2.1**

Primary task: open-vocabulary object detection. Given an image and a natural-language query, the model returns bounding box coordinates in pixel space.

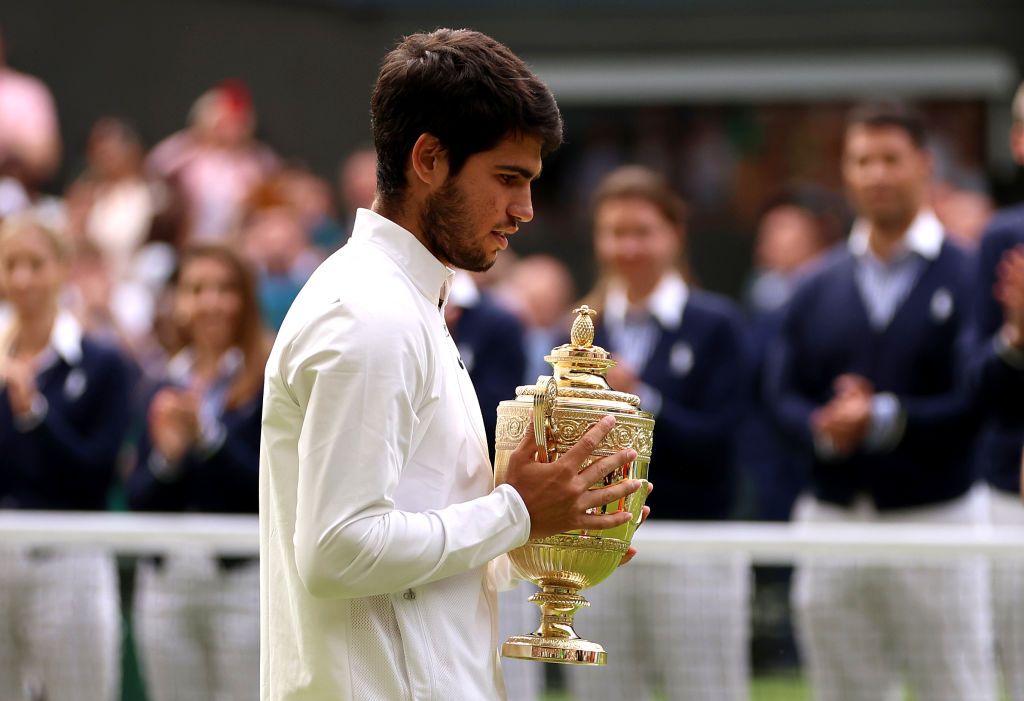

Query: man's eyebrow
[497,165,542,181]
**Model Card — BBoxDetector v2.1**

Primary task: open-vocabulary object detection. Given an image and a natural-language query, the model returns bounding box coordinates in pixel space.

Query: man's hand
[996,245,1024,349]
[503,414,644,540]
[811,374,873,456]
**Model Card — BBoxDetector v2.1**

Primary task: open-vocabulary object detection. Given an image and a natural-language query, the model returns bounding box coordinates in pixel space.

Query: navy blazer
[969,204,1024,494]
[452,293,527,460]
[0,337,131,510]
[765,240,979,510]
[596,290,750,521]
[128,382,261,515]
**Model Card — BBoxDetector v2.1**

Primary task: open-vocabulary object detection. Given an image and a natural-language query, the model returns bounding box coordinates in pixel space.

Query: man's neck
[866,215,916,262]
[372,200,447,267]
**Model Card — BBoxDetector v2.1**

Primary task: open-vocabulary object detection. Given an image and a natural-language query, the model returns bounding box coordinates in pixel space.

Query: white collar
[167,346,243,386]
[848,209,945,262]
[352,208,456,307]
[604,271,689,331]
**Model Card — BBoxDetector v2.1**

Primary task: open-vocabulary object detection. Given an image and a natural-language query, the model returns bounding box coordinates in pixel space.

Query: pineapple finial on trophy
[571,305,597,347]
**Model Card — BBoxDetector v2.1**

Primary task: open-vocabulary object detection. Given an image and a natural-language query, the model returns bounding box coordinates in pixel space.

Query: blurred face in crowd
[756,205,823,274]
[0,225,66,318]
[594,195,681,288]
[842,124,931,231]
[420,134,540,273]
[88,123,143,180]
[175,255,243,355]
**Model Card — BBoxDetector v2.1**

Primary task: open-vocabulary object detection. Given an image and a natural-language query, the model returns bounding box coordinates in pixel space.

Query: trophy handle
[533,376,558,461]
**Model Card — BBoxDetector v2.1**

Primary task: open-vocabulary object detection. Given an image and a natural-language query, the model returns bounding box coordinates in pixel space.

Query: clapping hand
[811,374,873,456]
[149,388,200,464]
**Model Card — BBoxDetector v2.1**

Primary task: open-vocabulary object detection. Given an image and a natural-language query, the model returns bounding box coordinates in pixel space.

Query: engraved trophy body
[493,306,654,666]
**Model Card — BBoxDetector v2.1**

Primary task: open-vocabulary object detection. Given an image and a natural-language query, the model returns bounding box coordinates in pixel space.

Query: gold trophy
[494,305,654,665]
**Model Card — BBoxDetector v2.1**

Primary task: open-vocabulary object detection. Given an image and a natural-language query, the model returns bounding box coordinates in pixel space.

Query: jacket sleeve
[34,348,131,488]
[967,224,1024,414]
[284,304,531,599]
[130,384,263,511]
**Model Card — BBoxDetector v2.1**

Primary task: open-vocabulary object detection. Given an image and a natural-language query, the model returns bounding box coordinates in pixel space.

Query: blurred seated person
[0,213,130,701]
[240,200,322,331]
[127,244,267,701]
[496,253,575,384]
[336,146,377,224]
[278,166,345,253]
[565,166,751,701]
[147,80,278,243]
[0,26,60,187]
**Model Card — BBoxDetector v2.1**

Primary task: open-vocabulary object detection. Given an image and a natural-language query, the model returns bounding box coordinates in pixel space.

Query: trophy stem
[500,584,607,665]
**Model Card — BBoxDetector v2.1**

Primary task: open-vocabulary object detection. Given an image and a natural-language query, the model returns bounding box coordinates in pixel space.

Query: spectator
[970,80,1024,700]
[740,184,848,522]
[147,80,278,243]
[278,166,346,253]
[0,212,130,701]
[766,102,994,701]
[127,243,267,701]
[336,146,377,223]
[565,165,751,701]
[240,199,322,331]
[0,26,60,187]
[496,253,576,384]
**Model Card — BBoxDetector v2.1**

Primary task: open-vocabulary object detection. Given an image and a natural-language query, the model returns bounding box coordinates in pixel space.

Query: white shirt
[259,208,531,700]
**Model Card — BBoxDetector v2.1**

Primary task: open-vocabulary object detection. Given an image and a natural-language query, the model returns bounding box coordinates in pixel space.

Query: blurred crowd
[2,22,1024,701]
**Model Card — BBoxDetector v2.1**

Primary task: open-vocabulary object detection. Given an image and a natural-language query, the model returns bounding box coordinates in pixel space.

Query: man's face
[419,134,541,272]
[842,124,930,229]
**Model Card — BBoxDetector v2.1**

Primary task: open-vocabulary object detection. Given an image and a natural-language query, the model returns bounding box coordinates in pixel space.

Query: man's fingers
[577,510,633,532]
[577,447,636,487]
[619,547,638,566]
[579,477,642,512]
[560,415,616,467]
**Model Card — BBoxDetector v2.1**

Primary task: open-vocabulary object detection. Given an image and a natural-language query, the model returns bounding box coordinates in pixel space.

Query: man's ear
[409,133,449,188]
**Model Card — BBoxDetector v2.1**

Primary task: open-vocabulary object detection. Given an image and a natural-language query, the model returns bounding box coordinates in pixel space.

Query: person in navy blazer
[766,102,996,701]
[565,166,751,701]
[968,81,1024,701]
[0,213,130,701]
[128,243,267,701]
[445,273,526,460]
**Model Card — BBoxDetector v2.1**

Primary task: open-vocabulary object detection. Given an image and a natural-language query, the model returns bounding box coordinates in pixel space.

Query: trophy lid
[517,305,643,413]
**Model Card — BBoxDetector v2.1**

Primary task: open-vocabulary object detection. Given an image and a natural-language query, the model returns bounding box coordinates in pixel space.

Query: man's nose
[509,188,534,224]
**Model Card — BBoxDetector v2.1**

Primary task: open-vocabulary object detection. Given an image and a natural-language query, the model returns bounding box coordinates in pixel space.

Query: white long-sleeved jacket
[259,209,531,700]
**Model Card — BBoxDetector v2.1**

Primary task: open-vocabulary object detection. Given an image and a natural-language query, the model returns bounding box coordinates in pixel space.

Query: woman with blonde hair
[0,213,131,701]
[566,166,752,701]
[128,243,267,701]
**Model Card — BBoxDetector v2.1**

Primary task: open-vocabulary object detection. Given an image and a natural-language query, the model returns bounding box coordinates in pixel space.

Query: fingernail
[626,449,637,460]
[601,415,615,428]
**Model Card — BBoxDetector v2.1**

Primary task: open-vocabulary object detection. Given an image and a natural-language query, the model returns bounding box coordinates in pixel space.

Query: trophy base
[501,635,607,666]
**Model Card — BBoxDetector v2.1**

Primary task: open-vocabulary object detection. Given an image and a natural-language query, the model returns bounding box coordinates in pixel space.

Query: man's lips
[492,231,510,250]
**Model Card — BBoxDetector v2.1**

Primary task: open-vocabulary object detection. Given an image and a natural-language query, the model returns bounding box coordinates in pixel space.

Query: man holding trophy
[259,29,648,700]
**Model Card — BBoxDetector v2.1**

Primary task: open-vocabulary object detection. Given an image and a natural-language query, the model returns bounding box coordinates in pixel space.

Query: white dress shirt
[260,209,531,700]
